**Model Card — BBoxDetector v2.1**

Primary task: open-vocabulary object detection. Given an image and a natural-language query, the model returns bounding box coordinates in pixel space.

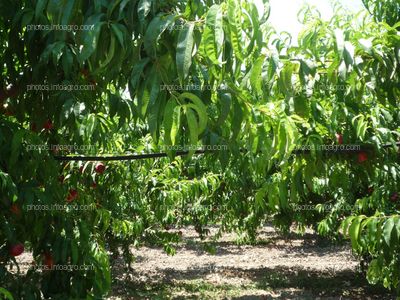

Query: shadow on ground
[111,265,392,299]
[108,226,394,299]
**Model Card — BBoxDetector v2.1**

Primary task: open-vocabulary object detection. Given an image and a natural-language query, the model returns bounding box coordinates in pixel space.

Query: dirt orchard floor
[108,225,396,300]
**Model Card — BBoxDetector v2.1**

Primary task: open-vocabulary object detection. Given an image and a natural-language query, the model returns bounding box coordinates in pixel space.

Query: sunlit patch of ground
[109,226,393,300]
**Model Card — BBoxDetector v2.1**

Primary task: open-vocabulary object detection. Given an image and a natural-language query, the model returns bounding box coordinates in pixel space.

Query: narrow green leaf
[179,92,207,134]
[334,28,344,57]
[367,259,382,285]
[186,107,198,159]
[163,99,177,147]
[79,13,104,62]
[10,130,24,169]
[61,0,75,25]
[383,218,395,247]
[349,216,365,251]
[171,105,181,146]
[176,22,195,84]
[0,288,14,300]
[227,0,243,61]
[138,0,152,24]
[144,14,175,58]
[111,23,125,48]
[130,58,150,90]
[216,92,231,126]
[250,55,265,95]
[201,5,222,64]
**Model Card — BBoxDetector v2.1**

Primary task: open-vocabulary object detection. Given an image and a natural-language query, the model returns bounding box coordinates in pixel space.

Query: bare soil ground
[108,226,395,300]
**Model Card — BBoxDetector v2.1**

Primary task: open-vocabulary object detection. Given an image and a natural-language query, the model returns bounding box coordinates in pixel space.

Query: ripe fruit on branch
[4,109,14,116]
[9,243,24,257]
[43,120,54,131]
[79,166,84,174]
[335,133,343,145]
[43,252,54,269]
[358,152,368,163]
[95,163,105,174]
[10,204,21,216]
[91,181,97,188]
[66,189,78,202]
[390,192,398,202]
[80,68,89,78]
[30,122,37,132]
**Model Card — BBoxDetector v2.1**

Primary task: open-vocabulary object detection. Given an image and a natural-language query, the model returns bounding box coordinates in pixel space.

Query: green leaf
[111,23,125,49]
[79,13,104,62]
[342,217,355,236]
[108,93,119,118]
[138,0,152,24]
[367,259,382,285]
[227,0,243,61]
[216,92,231,126]
[260,0,271,22]
[352,115,368,141]
[62,47,73,76]
[186,107,198,159]
[47,0,63,22]
[147,75,162,141]
[99,31,116,69]
[343,41,355,67]
[21,10,34,28]
[144,14,175,58]
[334,28,344,57]
[293,95,310,118]
[35,0,48,22]
[0,288,14,300]
[171,105,181,146]
[10,130,24,169]
[255,186,267,212]
[231,98,243,141]
[367,217,379,244]
[395,217,400,240]
[358,38,373,54]
[176,22,195,84]
[250,55,265,95]
[349,216,365,252]
[179,92,208,134]
[71,240,78,265]
[61,0,75,25]
[163,99,177,147]
[130,58,150,90]
[300,59,317,77]
[383,217,395,247]
[201,5,222,64]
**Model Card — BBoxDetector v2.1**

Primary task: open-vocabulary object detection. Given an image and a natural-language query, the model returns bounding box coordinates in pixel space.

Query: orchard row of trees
[0,0,399,298]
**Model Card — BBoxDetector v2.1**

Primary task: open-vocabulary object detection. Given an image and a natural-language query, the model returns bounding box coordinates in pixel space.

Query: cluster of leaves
[362,0,400,26]
[0,0,399,298]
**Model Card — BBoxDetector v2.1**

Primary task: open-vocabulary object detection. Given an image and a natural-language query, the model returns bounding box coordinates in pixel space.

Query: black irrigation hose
[53,142,400,162]
[54,150,207,162]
